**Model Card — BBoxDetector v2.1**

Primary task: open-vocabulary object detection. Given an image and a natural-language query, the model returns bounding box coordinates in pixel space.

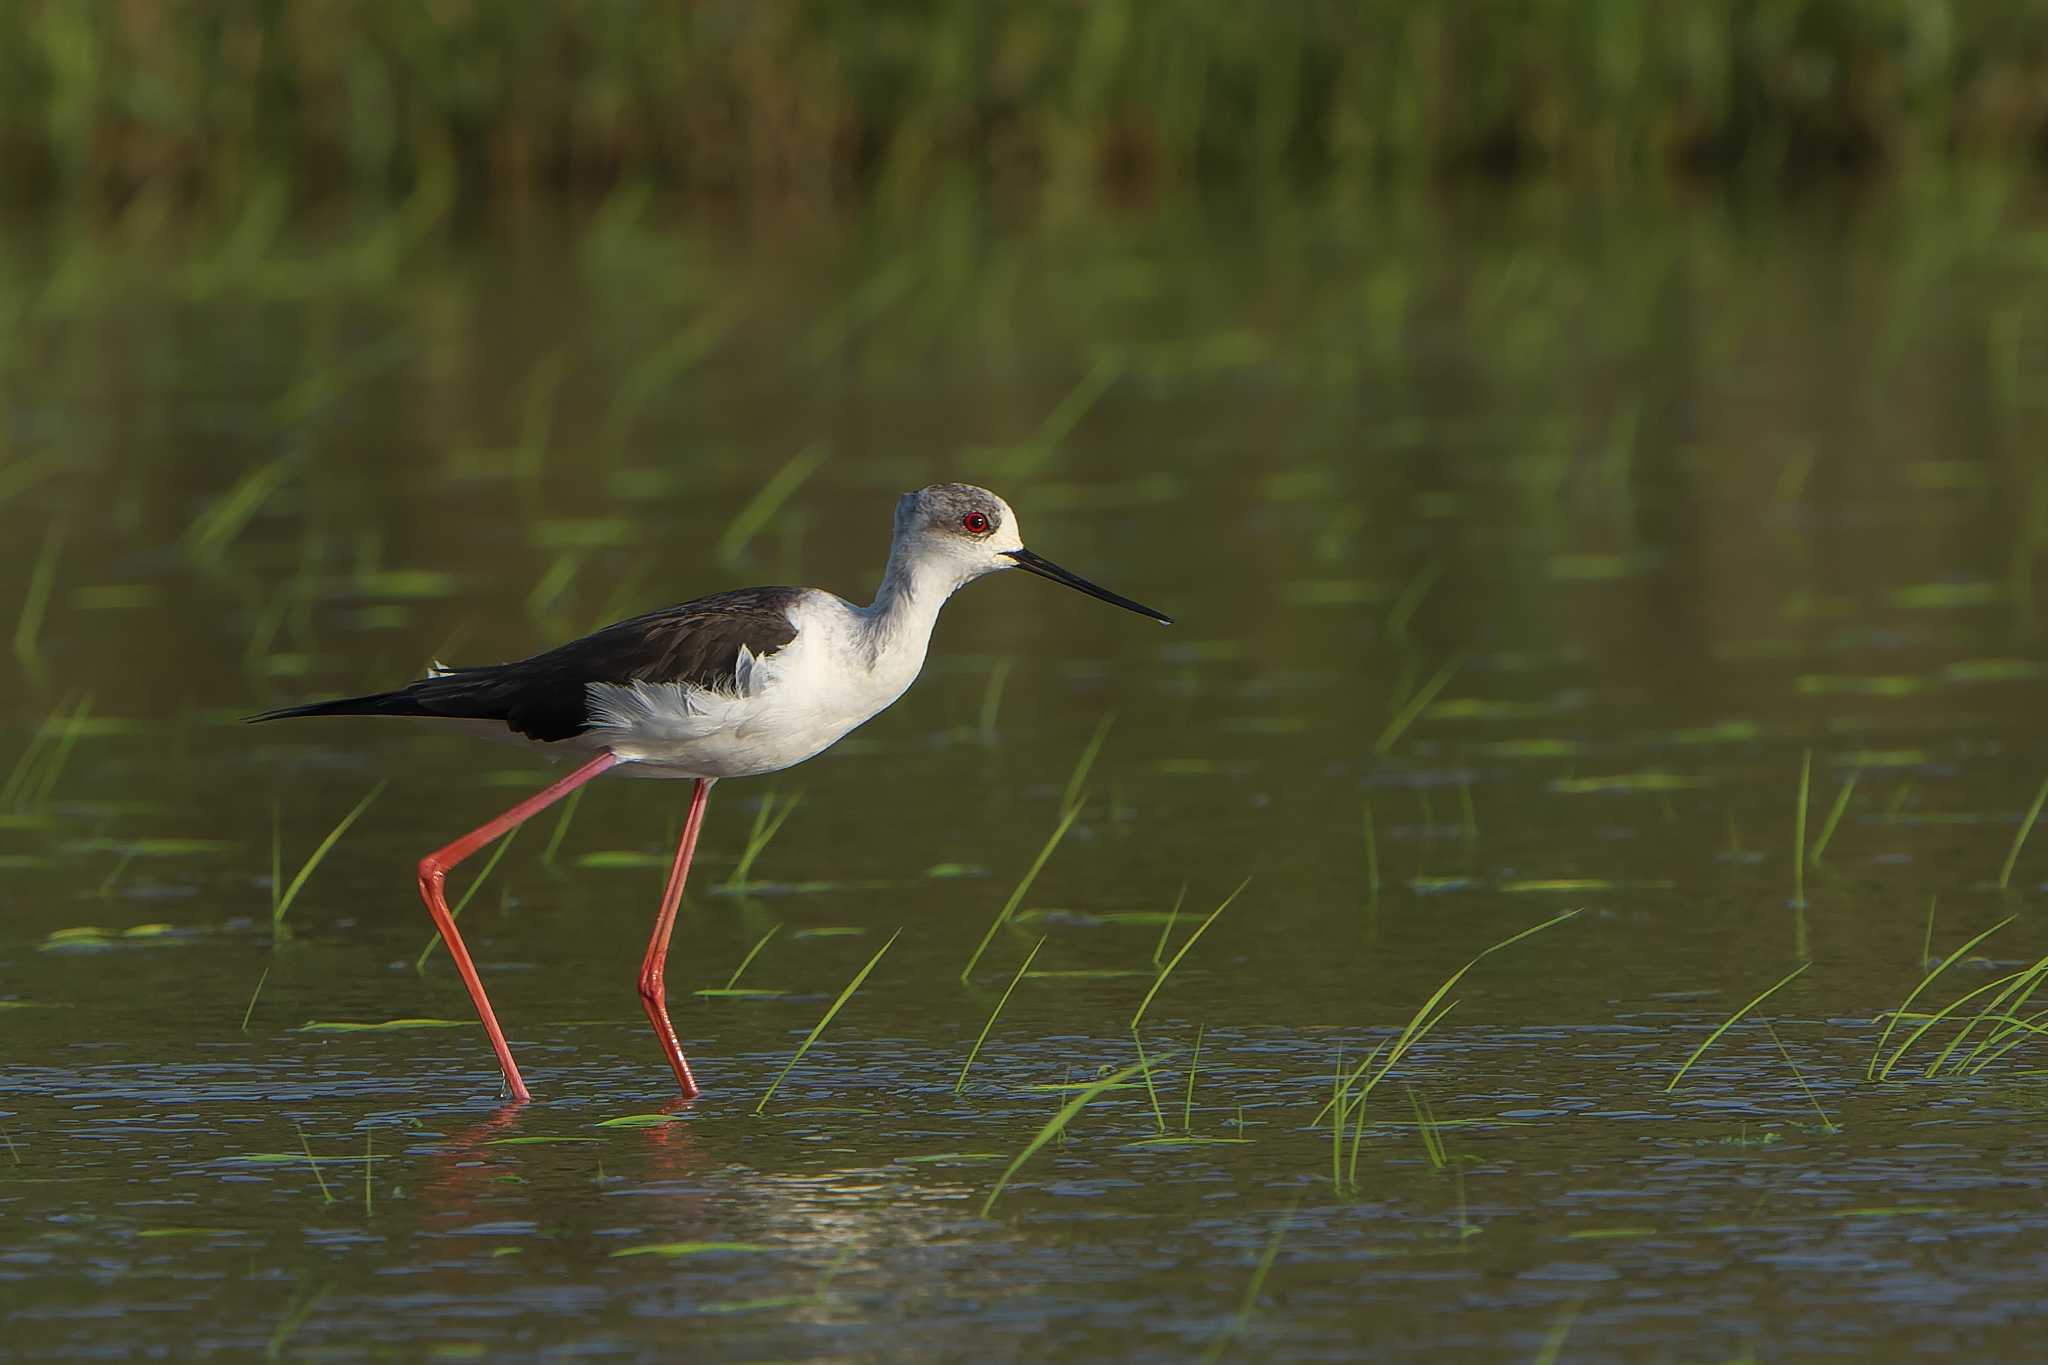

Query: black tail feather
[245,691,439,724]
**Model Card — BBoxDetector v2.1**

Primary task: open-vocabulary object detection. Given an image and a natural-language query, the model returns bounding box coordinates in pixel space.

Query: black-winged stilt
[252,484,1171,1102]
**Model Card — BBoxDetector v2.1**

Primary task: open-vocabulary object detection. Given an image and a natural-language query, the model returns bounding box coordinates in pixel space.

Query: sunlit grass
[1666,962,1809,1092]
[1061,713,1115,814]
[695,924,783,999]
[1869,914,2013,1079]
[1132,876,1251,1032]
[980,1047,1176,1217]
[1312,909,1581,1129]
[1808,768,1858,866]
[961,801,1084,985]
[754,928,901,1115]
[955,935,1044,1094]
[723,790,801,890]
[1998,775,2048,889]
[1793,749,1811,907]
[272,783,384,942]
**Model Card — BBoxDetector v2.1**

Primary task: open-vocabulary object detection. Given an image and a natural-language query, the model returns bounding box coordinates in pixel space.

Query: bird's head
[892,483,1172,624]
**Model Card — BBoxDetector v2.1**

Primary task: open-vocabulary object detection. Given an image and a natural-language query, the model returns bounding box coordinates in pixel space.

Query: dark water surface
[8,181,2048,1360]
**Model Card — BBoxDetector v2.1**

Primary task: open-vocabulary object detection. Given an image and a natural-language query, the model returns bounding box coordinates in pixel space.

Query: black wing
[249,588,805,743]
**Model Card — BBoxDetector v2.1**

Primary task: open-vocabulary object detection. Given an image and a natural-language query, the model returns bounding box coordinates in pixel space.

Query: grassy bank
[4,0,2048,208]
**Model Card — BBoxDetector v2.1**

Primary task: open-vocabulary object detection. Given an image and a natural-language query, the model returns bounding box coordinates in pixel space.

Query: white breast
[581,592,926,780]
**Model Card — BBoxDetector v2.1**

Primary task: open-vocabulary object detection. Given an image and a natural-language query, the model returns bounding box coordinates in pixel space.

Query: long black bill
[1003,548,1173,625]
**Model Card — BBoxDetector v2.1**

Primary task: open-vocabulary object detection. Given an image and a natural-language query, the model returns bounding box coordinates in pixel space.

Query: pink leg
[419,751,620,1102]
[638,778,713,1098]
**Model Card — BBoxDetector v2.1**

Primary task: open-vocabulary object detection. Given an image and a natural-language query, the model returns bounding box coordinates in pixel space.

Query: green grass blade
[724,790,801,889]
[240,964,270,1032]
[1061,713,1114,814]
[977,657,1012,743]
[1151,883,1186,968]
[1131,876,1251,1031]
[12,522,63,682]
[1793,750,1810,906]
[1182,1022,1205,1132]
[1999,775,2048,889]
[1808,769,1858,865]
[980,1048,1177,1217]
[1868,915,2013,1079]
[1877,966,2031,1080]
[540,785,585,866]
[722,924,782,991]
[955,935,1044,1094]
[1309,910,1578,1128]
[1374,654,1463,755]
[717,444,827,566]
[1666,961,1809,1092]
[1926,951,2048,1076]
[961,801,1084,985]
[273,782,385,934]
[1200,1203,1296,1364]
[754,928,900,1115]
[1131,1029,1167,1133]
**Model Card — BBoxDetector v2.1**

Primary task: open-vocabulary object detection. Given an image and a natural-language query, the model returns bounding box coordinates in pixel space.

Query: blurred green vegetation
[5,0,2048,210]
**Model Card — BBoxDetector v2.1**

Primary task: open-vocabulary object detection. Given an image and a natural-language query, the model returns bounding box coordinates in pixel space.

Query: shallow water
[8,180,2048,1360]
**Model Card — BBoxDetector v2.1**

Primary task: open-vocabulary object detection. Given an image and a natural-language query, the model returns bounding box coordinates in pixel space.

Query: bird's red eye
[962,512,991,534]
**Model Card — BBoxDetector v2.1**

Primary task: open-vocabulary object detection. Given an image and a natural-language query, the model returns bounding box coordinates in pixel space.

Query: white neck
[854,544,967,666]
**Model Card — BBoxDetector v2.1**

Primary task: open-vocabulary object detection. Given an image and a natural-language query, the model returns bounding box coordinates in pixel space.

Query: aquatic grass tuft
[272,783,385,940]
[1405,1086,1449,1168]
[1132,876,1252,1031]
[1666,961,1809,1091]
[754,928,900,1115]
[1874,965,2033,1080]
[955,935,1044,1094]
[1312,909,1579,1128]
[415,827,517,971]
[1869,915,2013,1079]
[980,1047,1177,1217]
[1998,775,2048,889]
[723,790,801,890]
[961,800,1084,984]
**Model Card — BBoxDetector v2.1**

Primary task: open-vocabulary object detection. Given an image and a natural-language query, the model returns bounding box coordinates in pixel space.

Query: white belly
[577,598,923,780]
